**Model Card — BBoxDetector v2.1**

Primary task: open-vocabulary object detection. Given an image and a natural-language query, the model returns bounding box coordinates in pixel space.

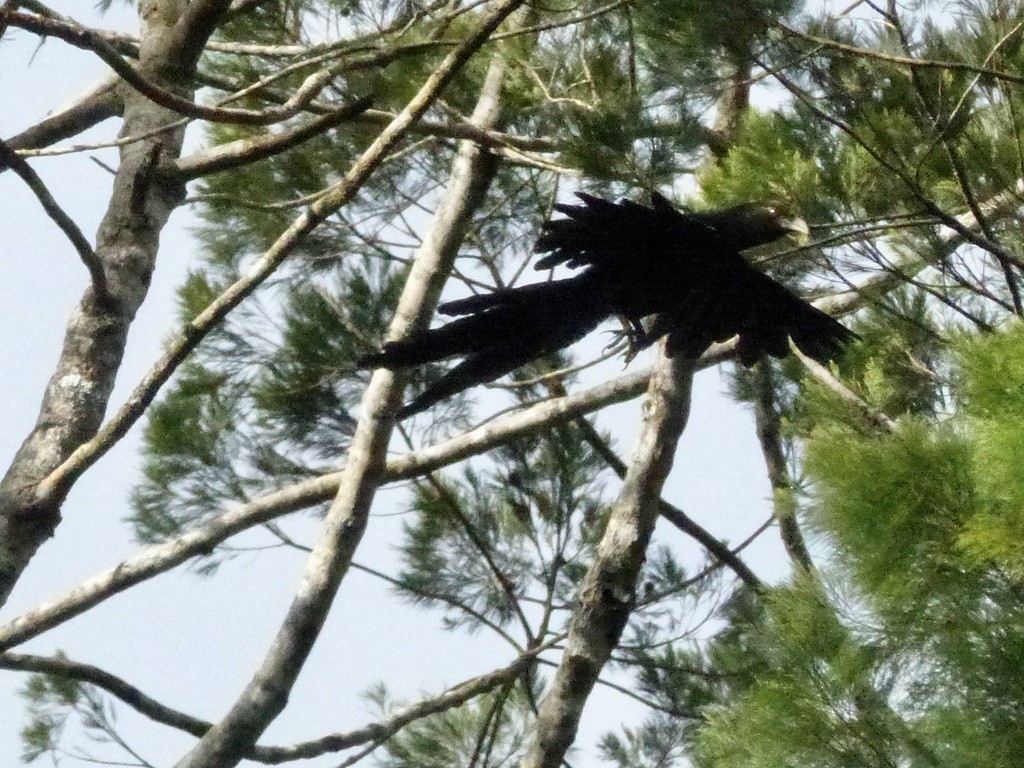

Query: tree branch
[170,96,374,180]
[0,207,983,647]
[5,75,122,153]
[0,651,210,738]
[775,20,1024,86]
[0,335,853,652]
[523,349,696,768]
[0,646,549,764]
[32,2,518,513]
[566,410,763,590]
[0,367,653,652]
[0,139,109,304]
[788,341,898,433]
[0,0,220,605]
[171,0,234,70]
[751,361,815,572]
[1,10,341,126]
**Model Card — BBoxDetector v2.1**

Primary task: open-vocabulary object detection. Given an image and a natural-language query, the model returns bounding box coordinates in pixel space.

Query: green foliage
[635,0,799,66]
[806,417,979,614]
[19,660,132,765]
[955,323,1024,574]
[131,255,407,553]
[701,110,823,213]
[789,289,945,440]
[600,713,691,768]
[659,324,1024,768]
[840,289,944,417]
[697,580,907,768]
[534,13,707,187]
[369,682,534,767]
[20,666,80,763]
[131,361,258,550]
[396,424,610,630]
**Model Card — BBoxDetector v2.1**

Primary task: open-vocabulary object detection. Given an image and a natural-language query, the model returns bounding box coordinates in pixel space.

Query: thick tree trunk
[523,44,756,765]
[0,0,225,605]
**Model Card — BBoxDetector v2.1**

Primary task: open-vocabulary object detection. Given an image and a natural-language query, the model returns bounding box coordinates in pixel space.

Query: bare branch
[171,6,525,765]
[1,11,341,126]
[249,645,550,763]
[768,63,1024,274]
[775,20,1024,86]
[191,63,558,151]
[0,651,210,738]
[0,367,656,652]
[5,75,121,153]
[0,140,109,304]
[170,96,374,180]
[885,6,1023,314]
[0,646,550,764]
[356,109,558,152]
[566,409,763,590]
[172,0,235,70]
[0,335,849,653]
[816,179,1024,317]
[33,1,521,512]
[524,348,696,768]
[0,0,211,604]
[789,340,898,433]
[751,361,815,572]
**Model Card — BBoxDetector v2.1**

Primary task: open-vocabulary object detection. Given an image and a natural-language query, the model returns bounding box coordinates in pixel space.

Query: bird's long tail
[360,274,610,418]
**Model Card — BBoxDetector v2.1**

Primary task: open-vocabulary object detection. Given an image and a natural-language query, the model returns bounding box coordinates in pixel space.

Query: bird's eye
[766,206,779,217]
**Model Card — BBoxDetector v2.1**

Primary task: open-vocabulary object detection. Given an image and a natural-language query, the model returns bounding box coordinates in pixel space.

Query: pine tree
[4,1,1024,767]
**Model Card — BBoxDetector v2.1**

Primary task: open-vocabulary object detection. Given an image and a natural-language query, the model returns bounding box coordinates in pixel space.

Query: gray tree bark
[752,361,816,572]
[0,0,234,605]
[523,350,695,768]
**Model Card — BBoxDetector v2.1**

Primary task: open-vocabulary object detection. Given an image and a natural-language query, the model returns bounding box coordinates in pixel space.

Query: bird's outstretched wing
[362,193,856,419]
[533,192,707,271]
[532,192,855,366]
[647,267,857,365]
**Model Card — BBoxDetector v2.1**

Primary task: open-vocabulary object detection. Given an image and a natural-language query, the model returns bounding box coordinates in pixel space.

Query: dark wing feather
[533,193,711,272]
[438,281,573,316]
[397,346,538,419]
[363,193,856,419]
[652,267,857,364]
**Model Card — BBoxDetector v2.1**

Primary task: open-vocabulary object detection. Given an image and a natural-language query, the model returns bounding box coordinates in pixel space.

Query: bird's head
[697,203,810,251]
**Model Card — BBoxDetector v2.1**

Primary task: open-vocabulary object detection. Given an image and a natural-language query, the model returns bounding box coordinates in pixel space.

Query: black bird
[362,193,856,418]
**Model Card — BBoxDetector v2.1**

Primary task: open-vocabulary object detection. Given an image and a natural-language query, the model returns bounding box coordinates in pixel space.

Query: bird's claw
[604,318,650,364]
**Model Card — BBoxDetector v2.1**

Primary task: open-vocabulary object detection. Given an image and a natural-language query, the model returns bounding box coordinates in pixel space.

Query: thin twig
[2,10,340,126]
[0,139,109,304]
[788,339,898,433]
[775,19,1024,85]
[0,646,553,764]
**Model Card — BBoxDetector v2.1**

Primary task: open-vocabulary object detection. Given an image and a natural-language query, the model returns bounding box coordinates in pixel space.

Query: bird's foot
[604,318,650,364]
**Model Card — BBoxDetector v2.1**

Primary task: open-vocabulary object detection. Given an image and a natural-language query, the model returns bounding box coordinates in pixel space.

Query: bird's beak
[780,216,810,244]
